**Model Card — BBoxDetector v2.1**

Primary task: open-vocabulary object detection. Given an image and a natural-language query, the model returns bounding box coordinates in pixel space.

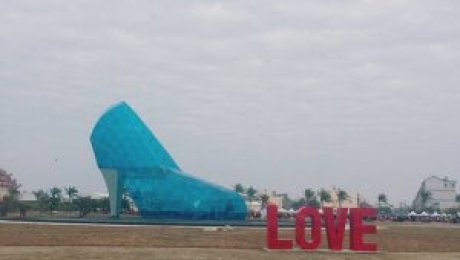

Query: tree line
[234,183,355,209]
[1,185,133,218]
[235,183,460,214]
[1,184,109,218]
[30,186,112,217]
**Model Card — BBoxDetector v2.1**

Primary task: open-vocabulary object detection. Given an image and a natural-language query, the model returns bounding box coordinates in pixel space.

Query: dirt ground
[1,247,460,260]
[0,222,459,259]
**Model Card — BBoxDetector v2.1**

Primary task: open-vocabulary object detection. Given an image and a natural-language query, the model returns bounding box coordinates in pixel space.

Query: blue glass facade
[90,102,247,220]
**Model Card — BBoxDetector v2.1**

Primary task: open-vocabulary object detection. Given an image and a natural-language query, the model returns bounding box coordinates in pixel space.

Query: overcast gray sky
[1,0,460,205]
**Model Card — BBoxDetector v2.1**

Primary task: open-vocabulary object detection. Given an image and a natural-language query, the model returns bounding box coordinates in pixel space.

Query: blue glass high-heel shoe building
[90,102,247,220]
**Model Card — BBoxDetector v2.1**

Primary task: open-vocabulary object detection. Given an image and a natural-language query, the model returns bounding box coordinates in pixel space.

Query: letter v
[324,208,348,250]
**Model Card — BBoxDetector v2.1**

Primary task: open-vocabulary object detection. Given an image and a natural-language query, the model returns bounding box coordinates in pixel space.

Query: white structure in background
[88,192,109,199]
[323,186,359,208]
[240,190,285,213]
[413,176,458,210]
[260,190,285,209]
[240,193,261,212]
[0,183,9,201]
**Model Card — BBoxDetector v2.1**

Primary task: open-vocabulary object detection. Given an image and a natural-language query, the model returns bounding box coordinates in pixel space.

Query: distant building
[323,186,359,208]
[240,190,285,212]
[261,190,284,209]
[413,176,458,211]
[87,192,109,199]
[239,193,261,212]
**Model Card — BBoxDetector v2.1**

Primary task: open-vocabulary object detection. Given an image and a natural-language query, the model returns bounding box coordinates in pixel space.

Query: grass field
[0,221,459,259]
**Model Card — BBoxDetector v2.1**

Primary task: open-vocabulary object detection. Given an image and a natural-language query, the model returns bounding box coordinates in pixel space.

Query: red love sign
[267,205,377,252]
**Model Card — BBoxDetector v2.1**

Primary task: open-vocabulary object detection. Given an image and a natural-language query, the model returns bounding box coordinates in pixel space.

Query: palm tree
[260,194,270,209]
[49,187,62,212]
[420,189,432,210]
[234,183,245,194]
[304,188,315,206]
[64,186,78,216]
[246,186,257,204]
[32,189,50,213]
[377,193,387,209]
[65,186,78,203]
[337,189,349,208]
[318,189,331,208]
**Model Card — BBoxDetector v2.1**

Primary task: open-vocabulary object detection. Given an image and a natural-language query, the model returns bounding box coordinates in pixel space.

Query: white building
[413,176,458,211]
[322,186,359,208]
[0,185,8,202]
[240,193,261,212]
[259,190,285,209]
[240,190,285,212]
